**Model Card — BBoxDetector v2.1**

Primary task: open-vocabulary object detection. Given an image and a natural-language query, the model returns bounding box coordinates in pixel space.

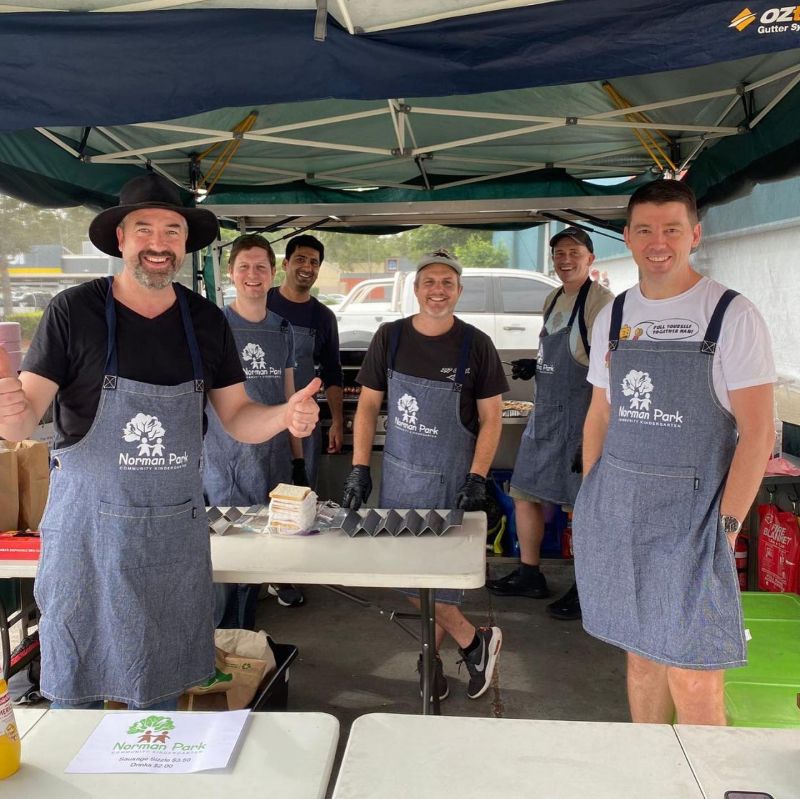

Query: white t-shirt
[587,276,776,412]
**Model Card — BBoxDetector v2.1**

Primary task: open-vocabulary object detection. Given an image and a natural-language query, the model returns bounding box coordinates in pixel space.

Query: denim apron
[35,277,215,705]
[572,289,746,669]
[291,301,322,489]
[380,320,476,604]
[511,278,592,506]
[203,306,292,505]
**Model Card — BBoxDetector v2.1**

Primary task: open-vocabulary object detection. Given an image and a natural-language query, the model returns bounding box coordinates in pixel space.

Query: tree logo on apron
[393,392,440,438]
[120,413,189,470]
[621,370,653,411]
[618,370,684,428]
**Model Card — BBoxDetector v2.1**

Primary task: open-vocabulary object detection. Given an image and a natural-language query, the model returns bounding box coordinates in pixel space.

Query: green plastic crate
[725,682,800,729]
[741,591,800,621]
[724,592,800,727]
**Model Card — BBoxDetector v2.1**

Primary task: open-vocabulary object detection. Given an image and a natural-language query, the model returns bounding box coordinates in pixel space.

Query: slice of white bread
[268,483,312,502]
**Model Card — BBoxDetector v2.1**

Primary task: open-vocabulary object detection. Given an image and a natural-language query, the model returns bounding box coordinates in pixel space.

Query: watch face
[721,516,741,534]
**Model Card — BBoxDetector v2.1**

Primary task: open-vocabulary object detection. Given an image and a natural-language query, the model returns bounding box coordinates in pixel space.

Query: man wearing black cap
[487,227,613,621]
[0,173,320,710]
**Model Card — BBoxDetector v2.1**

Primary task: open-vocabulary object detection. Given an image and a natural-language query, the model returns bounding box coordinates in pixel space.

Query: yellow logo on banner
[730,7,757,30]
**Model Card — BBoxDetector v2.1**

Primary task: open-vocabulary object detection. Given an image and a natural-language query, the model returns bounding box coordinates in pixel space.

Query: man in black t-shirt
[267,234,343,492]
[342,250,507,703]
[0,174,320,711]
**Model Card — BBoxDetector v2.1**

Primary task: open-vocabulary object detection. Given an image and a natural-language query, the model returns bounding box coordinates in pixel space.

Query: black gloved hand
[570,447,583,475]
[342,465,372,510]
[291,457,309,486]
[455,472,489,512]
[511,358,537,381]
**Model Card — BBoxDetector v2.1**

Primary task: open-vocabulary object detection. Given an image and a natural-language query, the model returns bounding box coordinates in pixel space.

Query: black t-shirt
[266,288,343,387]
[23,279,245,448]
[357,316,509,435]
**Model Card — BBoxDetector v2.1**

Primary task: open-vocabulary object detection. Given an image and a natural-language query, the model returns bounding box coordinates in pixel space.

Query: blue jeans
[50,697,180,710]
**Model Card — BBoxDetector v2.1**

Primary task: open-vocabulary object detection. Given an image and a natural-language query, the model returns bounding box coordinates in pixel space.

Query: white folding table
[210,512,487,713]
[331,713,705,799]
[675,724,800,799]
[0,512,487,713]
[13,706,48,737]
[6,709,339,798]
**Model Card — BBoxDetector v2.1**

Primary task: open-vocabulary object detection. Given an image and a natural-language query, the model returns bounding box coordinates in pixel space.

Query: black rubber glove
[511,358,537,381]
[342,465,372,510]
[291,457,309,486]
[455,473,489,512]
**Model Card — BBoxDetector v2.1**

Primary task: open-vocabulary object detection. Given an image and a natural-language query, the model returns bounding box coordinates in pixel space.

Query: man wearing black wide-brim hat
[0,173,321,710]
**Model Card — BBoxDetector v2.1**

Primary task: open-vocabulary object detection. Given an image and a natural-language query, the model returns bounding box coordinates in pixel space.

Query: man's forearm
[720,429,774,522]
[326,385,344,426]
[352,403,379,466]
[224,401,290,444]
[470,415,502,477]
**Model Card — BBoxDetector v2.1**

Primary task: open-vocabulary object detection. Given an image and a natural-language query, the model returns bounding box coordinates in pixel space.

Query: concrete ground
[256,558,630,792]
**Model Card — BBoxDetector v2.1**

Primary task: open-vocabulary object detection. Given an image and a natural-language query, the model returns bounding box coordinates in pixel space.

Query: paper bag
[182,630,276,711]
[214,629,276,710]
[0,447,18,531]
[14,440,49,531]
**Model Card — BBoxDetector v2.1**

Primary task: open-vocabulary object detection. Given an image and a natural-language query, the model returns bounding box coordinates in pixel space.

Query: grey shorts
[508,485,572,513]
[397,588,464,606]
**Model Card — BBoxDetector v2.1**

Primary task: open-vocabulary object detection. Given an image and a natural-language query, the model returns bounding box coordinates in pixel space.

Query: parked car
[335,268,560,352]
[16,291,54,310]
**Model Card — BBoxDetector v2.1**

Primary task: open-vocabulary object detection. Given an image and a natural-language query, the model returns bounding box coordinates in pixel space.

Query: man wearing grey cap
[488,227,613,621]
[342,250,506,702]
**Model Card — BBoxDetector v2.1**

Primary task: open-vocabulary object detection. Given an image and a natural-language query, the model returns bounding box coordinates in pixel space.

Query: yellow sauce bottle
[0,678,21,779]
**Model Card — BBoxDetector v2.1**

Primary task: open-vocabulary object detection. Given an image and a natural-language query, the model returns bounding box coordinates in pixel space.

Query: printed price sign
[65,710,249,774]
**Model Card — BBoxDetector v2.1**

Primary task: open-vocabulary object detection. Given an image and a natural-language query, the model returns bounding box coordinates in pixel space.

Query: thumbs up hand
[285,377,321,438]
[0,343,28,423]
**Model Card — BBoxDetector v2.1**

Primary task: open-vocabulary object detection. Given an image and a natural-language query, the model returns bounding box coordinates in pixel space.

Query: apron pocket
[381,451,447,509]
[99,499,200,570]
[604,453,697,531]
[529,401,562,442]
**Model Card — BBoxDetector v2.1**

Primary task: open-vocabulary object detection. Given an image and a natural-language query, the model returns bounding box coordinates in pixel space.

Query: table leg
[419,588,440,715]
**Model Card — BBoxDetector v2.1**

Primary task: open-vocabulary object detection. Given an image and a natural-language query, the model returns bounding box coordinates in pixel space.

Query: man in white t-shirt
[572,179,775,726]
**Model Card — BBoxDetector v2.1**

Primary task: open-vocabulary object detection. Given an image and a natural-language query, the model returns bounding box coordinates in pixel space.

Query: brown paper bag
[0,447,19,531]
[181,631,275,711]
[14,440,49,530]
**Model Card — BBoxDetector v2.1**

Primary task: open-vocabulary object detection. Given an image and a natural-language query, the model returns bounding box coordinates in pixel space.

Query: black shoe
[486,567,550,599]
[458,626,502,700]
[267,584,305,608]
[546,583,581,620]
[417,654,449,702]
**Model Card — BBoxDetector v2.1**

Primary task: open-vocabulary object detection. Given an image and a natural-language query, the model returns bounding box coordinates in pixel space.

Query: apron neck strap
[387,319,404,378]
[452,323,475,393]
[608,290,628,352]
[566,277,593,356]
[102,277,205,391]
[542,288,563,326]
[701,289,739,355]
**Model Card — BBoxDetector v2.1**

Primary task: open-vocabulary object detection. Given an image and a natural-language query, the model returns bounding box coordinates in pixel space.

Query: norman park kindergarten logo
[618,370,684,429]
[393,392,439,438]
[111,715,206,766]
[241,342,281,378]
[120,413,189,470]
[729,6,800,33]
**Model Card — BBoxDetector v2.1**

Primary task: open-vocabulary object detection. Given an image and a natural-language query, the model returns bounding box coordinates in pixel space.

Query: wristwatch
[719,515,742,536]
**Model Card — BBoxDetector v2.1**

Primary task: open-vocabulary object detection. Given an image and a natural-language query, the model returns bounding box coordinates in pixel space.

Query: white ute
[335,268,560,352]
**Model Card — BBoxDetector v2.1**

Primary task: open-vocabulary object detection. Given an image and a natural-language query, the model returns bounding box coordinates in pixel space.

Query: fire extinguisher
[561,512,573,559]
[734,533,749,591]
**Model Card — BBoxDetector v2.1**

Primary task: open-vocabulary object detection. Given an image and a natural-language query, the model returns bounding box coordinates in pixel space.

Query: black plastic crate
[249,638,298,712]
